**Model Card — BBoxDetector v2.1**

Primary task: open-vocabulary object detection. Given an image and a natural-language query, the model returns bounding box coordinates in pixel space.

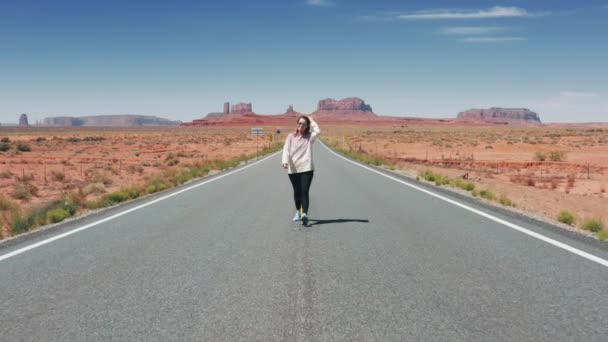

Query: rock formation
[457,108,541,124]
[316,97,373,112]
[312,97,377,120]
[231,103,253,114]
[19,113,30,127]
[42,115,181,127]
[223,102,230,114]
[285,105,296,114]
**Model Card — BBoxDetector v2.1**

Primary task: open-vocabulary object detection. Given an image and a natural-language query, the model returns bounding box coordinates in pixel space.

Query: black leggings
[288,171,314,214]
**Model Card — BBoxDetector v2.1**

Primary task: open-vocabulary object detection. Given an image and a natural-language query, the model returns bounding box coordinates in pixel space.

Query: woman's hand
[282,163,288,169]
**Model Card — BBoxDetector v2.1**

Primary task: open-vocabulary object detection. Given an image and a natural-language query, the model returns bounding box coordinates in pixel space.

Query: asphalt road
[1,142,607,341]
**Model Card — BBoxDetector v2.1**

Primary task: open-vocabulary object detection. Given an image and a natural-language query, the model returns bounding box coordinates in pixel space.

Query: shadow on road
[307,218,370,227]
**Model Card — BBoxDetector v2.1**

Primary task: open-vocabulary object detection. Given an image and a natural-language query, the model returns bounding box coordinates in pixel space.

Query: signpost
[251,127,264,155]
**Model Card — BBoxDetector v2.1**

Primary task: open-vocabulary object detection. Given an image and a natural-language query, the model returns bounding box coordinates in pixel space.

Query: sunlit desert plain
[1,122,606,240]
[0,126,283,237]
[322,123,608,238]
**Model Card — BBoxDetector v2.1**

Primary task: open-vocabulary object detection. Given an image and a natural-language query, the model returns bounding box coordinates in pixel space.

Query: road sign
[251,127,264,136]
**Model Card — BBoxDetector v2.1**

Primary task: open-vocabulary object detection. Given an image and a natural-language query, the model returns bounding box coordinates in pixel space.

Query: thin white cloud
[463,37,527,42]
[307,0,332,7]
[399,6,529,20]
[441,26,504,35]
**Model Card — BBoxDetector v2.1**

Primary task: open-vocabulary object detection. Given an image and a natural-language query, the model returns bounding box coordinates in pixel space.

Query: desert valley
[1,97,606,240]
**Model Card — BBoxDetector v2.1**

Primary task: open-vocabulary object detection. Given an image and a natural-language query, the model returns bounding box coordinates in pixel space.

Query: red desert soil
[322,123,608,235]
[1,121,606,239]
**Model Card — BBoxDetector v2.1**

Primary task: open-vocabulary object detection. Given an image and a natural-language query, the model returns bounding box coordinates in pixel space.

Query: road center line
[0,153,279,263]
[322,142,608,268]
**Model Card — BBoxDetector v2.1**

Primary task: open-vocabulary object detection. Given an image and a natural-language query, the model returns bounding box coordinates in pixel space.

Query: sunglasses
[297,122,308,127]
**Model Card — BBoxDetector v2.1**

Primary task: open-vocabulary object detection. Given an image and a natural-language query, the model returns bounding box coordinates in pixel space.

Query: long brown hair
[295,116,311,135]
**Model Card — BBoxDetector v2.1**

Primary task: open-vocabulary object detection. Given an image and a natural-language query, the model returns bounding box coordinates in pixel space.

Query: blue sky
[1,0,607,123]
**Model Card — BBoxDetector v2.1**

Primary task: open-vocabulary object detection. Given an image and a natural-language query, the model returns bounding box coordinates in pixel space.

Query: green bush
[598,230,608,241]
[582,219,604,233]
[16,143,31,152]
[463,182,475,191]
[47,208,69,223]
[1,137,10,143]
[0,143,10,152]
[557,211,575,225]
[479,190,495,201]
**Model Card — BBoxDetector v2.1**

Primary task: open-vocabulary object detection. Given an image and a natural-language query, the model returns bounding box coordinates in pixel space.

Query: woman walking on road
[282,115,321,225]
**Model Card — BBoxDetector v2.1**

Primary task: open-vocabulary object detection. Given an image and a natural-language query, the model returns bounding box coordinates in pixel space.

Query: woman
[281,115,321,225]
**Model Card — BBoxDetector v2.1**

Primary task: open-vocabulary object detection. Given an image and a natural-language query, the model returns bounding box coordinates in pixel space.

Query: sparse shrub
[499,194,513,206]
[0,195,17,211]
[463,182,475,191]
[127,164,144,174]
[16,143,31,152]
[83,182,106,195]
[0,143,10,152]
[34,137,46,142]
[0,171,12,178]
[557,211,575,225]
[1,137,10,143]
[598,230,608,241]
[146,178,171,194]
[11,185,32,200]
[582,219,604,233]
[534,152,546,161]
[549,151,566,162]
[103,188,139,205]
[92,172,113,186]
[479,189,495,201]
[83,136,105,141]
[51,170,65,182]
[471,189,479,197]
[67,137,81,143]
[485,145,493,149]
[47,208,69,223]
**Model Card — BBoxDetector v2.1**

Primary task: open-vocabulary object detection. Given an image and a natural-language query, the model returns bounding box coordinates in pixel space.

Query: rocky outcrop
[205,112,225,118]
[316,97,373,112]
[230,103,253,114]
[457,108,541,124]
[19,113,30,127]
[312,97,377,120]
[285,105,297,114]
[42,115,181,127]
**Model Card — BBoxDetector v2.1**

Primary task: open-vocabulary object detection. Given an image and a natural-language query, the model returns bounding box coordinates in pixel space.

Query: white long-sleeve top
[281,119,321,174]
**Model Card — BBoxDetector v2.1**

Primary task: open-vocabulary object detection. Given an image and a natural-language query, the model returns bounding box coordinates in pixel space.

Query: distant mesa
[42,115,181,127]
[313,97,377,120]
[204,101,254,119]
[231,102,253,114]
[457,108,541,125]
[316,97,373,112]
[19,113,30,127]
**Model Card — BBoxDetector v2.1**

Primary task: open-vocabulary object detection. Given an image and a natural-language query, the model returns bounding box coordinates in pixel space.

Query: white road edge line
[322,142,608,268]
[0,153,279,262]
